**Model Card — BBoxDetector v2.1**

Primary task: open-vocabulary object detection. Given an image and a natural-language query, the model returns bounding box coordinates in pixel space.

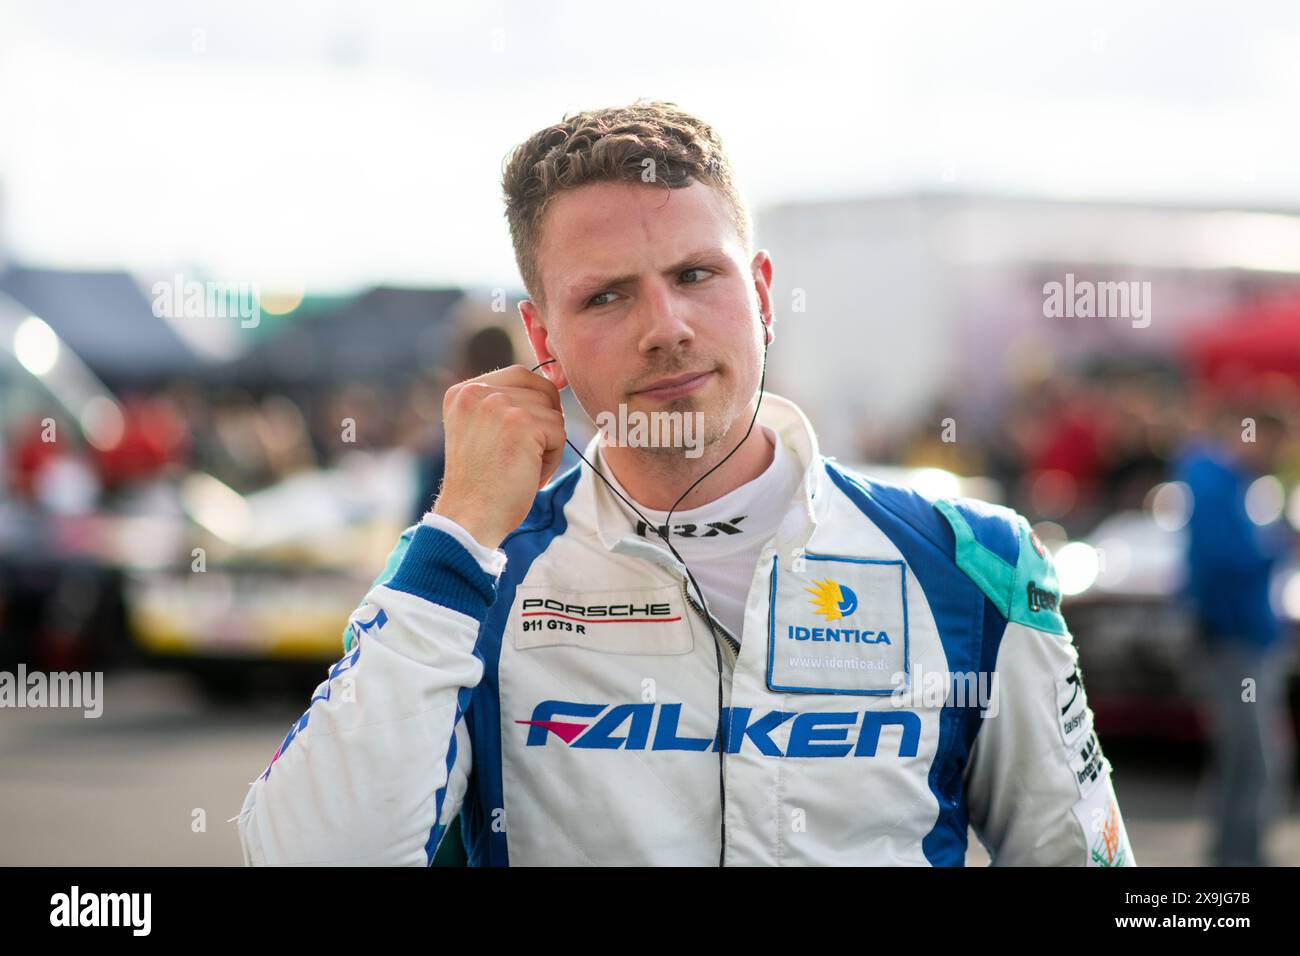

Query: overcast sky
[1,0,1297,293]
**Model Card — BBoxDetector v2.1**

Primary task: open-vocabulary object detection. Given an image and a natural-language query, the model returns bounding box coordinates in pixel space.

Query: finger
[457,381,564,418]
[491,402,565,451]
[538,446,566,488]
[523,406,567,486]
[472,364,563,411]
[525,405,567,452]
[538,431,568,488]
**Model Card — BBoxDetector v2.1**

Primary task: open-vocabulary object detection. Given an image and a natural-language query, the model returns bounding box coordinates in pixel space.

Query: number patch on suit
[511,585,696,655]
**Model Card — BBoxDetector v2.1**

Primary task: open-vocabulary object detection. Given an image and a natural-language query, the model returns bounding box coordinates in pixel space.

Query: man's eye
[585,270,709,307]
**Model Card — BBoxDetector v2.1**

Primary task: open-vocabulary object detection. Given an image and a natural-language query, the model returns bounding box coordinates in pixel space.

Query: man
[237,101,1135,866]
[1174,406,1295,866]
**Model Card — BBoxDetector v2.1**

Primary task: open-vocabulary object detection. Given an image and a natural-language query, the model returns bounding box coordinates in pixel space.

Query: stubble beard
[629,373,753,467]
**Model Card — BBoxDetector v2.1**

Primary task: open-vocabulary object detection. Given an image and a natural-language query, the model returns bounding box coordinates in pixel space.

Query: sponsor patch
[511,585,696,655]
[1056,659,1091,748]
[766,554,909,695]
[1073,786,1132,867]
[1069,729,1108,798]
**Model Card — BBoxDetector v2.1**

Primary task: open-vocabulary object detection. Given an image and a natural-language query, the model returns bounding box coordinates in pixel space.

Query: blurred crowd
[7,327,1300,540]
[5,374,448,513]
[888,366,1300,536]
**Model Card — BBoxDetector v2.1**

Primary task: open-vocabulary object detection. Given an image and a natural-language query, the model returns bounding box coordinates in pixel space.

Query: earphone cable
[530,318,769,867]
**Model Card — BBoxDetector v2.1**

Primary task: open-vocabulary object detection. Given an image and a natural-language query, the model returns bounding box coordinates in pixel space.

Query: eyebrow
[565,247,729,302]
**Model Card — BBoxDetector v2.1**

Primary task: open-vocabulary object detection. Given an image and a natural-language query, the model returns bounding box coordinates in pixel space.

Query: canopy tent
[213,286,466,388]
[0,266,205,390]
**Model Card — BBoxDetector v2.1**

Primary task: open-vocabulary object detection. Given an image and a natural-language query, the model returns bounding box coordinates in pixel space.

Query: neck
[601,411,775,512]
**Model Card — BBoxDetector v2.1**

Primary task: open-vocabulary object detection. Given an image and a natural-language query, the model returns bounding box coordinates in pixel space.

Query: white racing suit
[237,393,1136,866]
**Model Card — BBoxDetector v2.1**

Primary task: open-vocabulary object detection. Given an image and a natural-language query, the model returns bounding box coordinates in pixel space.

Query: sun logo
[805,578,858,621]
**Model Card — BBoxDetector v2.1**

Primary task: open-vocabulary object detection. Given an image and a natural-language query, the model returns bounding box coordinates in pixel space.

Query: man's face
[520,179,773,458]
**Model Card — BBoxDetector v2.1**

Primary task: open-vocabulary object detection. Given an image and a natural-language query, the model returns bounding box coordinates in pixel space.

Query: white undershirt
[596,425,803,644]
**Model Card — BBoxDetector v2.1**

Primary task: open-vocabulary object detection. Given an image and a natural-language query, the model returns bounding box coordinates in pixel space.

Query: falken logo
[806,578,858,621]
[635,516,747,539]
[515,700,921,758]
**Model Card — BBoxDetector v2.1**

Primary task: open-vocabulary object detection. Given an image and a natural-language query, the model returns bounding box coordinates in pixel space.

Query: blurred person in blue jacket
[1174,405,1295,866]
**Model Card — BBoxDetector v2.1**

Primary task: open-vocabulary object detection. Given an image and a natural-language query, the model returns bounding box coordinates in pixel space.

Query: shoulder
[824,459,1066,635]
[823,459,1017,562]
[822,459,962,555]
[935,493,1066,635]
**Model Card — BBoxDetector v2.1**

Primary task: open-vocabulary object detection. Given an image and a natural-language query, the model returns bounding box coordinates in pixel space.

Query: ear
[519,299,569,390]
[751,250,775,345]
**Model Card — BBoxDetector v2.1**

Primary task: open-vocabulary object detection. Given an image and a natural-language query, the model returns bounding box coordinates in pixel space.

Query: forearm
[238,525,498,865]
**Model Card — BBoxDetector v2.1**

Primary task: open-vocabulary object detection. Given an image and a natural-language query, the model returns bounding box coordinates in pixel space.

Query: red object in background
[1185,291,1300,391]
[1030,409,1103,483]
[93,396,190,487]
[9,420,60,496]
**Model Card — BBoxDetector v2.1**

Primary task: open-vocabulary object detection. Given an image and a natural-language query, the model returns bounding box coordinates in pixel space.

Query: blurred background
[1,0,1298,865]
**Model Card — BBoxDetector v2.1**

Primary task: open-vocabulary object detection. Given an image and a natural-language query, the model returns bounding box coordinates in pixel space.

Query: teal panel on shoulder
[933,498,1067,635]
[1006,514,1068,635]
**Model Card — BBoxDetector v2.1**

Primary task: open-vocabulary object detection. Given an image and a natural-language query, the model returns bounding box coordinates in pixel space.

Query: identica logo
[0,666,102,718]
[50,886,151,936]
[805,578,858,621]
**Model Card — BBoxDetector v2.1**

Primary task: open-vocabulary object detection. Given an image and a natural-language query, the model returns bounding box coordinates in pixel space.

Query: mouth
[632,369,716,402]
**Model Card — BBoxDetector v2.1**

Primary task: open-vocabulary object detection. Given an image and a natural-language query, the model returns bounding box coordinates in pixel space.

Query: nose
[634,278,694,355]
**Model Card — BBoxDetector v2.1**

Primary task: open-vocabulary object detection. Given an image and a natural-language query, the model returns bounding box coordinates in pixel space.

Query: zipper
[680,578,739,664]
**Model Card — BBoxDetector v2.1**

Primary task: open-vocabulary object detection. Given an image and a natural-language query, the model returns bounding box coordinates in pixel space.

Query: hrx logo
[635,516,747,539]
[516,700,921,758]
